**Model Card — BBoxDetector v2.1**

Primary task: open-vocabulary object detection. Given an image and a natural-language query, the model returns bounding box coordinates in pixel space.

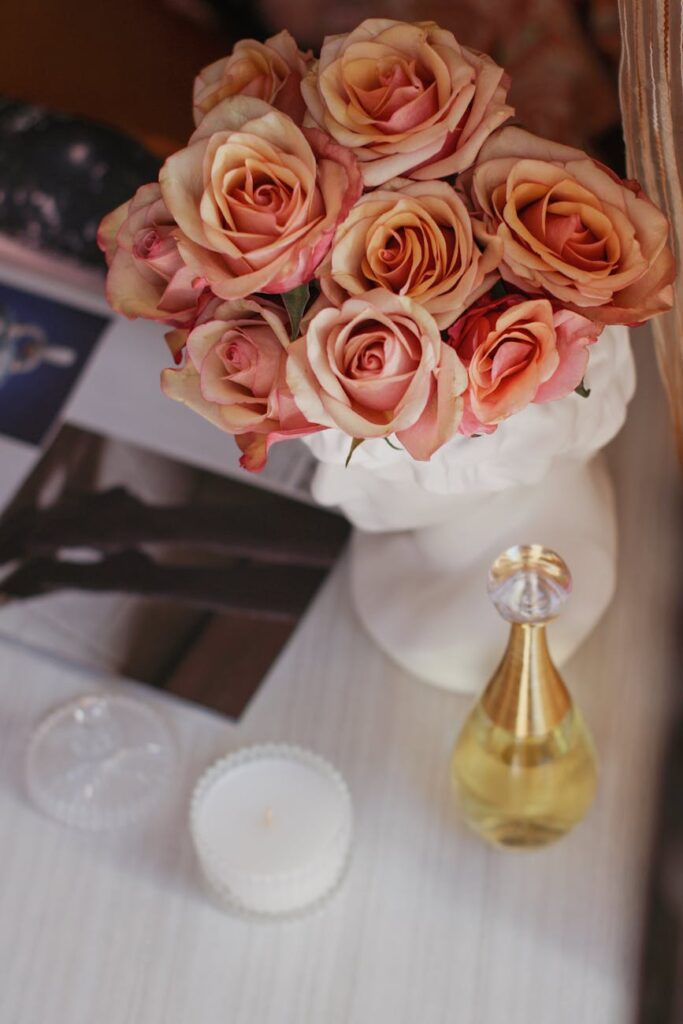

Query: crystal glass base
[26,694,175,830]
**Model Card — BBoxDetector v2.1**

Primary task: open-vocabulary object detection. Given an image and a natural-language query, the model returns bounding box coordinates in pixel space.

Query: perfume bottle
[451,545,598,848]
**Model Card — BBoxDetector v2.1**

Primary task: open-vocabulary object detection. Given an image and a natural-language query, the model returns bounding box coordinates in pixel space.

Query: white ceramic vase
[303,325,636,693]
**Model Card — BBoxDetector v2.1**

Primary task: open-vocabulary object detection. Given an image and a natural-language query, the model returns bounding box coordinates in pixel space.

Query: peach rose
[301,19,512,187]
[97,183,209,326]
[160,97,362,301]
[447,291,601,434]
[161,298,319,471]
[287,290,467,460]
[193,30,311,127]
[322,179,501,328]
[469,126,675,324]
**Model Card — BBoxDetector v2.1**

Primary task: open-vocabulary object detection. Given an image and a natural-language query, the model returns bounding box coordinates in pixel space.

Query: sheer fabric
[619,0,683,460]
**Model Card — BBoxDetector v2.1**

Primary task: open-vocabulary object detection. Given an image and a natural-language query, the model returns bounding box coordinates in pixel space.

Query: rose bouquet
[99,18,674,477]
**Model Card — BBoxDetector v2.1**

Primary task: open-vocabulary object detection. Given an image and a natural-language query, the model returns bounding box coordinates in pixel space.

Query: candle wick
[263,807,274,827]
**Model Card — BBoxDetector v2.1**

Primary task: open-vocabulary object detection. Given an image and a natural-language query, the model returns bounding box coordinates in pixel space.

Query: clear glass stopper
[487,544,572,625]
[26,694,175,830]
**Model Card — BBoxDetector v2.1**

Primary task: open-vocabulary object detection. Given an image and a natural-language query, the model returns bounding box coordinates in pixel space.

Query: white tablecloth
[0,339,679,1024]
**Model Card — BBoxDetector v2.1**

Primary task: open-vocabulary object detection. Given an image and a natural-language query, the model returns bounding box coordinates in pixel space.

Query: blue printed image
[0,280,109,445]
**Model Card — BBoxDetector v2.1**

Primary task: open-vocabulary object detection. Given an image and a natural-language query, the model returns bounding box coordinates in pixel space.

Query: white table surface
[0,341,680,1024]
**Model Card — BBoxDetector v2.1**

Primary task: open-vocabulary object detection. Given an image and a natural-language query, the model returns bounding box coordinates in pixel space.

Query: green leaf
[282,283,310,340]
[574,379,591,398]
[345,437,364,468]
[384,437,402,451]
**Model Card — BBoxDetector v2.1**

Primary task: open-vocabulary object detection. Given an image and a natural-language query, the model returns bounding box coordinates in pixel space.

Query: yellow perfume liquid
[450,545,599,848]
[451,702,598,848]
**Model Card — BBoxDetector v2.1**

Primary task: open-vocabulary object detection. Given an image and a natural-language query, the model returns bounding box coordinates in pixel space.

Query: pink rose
[193,30,311,127]
[97,183,209,326]
[469,126,675,325]
[301,19,513,187]
[322,179,501,328]
[287,290,467,460]
[161,298,320,471]
[447,291,601,434]
[159,97,362,300]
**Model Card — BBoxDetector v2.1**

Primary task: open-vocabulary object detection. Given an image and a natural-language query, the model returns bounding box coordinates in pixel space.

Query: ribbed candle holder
[190,744,353,918]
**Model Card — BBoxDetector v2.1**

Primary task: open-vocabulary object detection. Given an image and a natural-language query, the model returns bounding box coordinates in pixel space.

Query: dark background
[1,0,623,164]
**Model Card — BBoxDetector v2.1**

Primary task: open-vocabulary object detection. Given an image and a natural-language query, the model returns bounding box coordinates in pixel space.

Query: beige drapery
[618,0,683,462]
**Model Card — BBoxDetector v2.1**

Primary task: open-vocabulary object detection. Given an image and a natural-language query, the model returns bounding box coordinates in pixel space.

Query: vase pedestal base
[346,455,616,693]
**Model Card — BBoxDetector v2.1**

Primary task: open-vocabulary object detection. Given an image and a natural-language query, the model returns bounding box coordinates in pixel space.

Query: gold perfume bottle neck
[481,622,571,738]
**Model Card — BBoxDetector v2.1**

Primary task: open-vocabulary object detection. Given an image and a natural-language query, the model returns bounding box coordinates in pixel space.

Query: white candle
[190,744,353,917]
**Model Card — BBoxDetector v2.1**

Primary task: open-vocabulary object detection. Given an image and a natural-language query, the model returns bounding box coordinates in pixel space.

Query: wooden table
[0,339,679,1024]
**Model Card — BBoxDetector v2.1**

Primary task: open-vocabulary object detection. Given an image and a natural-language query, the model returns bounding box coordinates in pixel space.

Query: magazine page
[0,421,347,718]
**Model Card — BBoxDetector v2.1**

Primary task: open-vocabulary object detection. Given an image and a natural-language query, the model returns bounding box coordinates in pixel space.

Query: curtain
[618,0,683,462]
